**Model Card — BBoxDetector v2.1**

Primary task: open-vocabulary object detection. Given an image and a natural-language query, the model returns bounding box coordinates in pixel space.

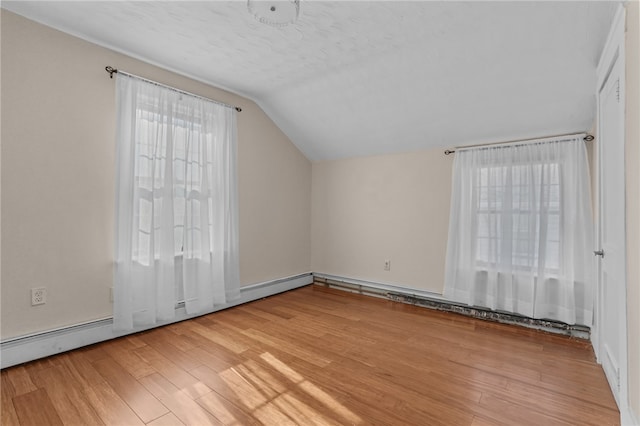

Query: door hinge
[594,249,605,258]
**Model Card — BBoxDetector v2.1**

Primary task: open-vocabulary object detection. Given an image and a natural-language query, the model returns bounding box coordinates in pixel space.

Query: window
[475,162,561,272]
[113,73,240,330]
[444,137,594,325]
[132,100,216,264]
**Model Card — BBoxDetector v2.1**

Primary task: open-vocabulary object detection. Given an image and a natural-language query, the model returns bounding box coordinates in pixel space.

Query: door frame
[594,4,628,422]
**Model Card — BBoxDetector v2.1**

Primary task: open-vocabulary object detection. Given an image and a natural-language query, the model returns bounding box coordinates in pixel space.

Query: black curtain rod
[444,133,594,155]
[105,66,242,112]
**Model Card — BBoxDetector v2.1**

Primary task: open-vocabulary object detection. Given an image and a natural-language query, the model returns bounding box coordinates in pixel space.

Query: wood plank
[538,371,618,409]
[101,336,156,379]
[138,331,203,371]
[84,381,145,426]
[471,414,510,426]
[187,322,249,354]
[12,389,63,426]
[78,345,110,363]
[29,365,104,426]
[192,364,269,412]
[187,346,238,373]
[22,356,62,375]
[240,328,331,368]
[210,307,273,330]
[246,348,440,426]
[125,334,148,348]
[476,392,577,426]
[5,366,37,396]
[269,392,340,426]
[503,379,619,425]
[139,373,223,426]
[59,351,106,390]
[1,371,20,426]
[134,345,200,390]
[240,351,364,425]
[234,305,289,323]
[161,326,199,351]
[147,412,186,426]
[195,391,261,425]
[93,357,169,423]
[180,381,213,401]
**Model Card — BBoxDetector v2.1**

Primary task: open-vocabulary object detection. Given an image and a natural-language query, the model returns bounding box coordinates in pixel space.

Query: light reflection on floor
[197,391,243,426]
[217,351,361,425]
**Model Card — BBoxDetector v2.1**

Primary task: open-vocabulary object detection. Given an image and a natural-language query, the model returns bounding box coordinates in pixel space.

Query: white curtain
[114,73,240,331]
[444,137,594,325]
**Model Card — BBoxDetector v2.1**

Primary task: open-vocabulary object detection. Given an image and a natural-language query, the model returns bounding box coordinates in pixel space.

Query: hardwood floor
[1,285,619,425]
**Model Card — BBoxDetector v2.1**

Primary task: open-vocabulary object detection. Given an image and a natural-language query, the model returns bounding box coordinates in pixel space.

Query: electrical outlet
[31,287,46,306]
[384,260,391,271]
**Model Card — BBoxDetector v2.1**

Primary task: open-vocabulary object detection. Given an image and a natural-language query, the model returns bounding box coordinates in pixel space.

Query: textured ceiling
[3,1,619,161]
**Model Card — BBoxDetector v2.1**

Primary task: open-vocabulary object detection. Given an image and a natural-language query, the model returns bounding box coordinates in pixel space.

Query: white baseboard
[0,272,313,369]
[313,272,447,300]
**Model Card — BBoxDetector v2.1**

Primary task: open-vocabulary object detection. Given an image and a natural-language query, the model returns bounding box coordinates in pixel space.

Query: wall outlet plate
[31,287,46,306]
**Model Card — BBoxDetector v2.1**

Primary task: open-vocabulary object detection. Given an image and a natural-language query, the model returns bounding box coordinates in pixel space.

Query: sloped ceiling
[2,1,618,161]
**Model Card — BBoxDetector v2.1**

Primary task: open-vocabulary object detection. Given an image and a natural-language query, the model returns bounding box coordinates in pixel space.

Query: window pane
[475,162,561,272]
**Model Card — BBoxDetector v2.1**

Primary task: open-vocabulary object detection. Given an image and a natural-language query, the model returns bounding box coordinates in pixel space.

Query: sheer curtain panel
[444,137,594,325]
[114,74,240,331]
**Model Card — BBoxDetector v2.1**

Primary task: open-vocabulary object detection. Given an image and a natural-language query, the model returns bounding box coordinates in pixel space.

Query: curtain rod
[443,132,594,155]
[105,66,242,112]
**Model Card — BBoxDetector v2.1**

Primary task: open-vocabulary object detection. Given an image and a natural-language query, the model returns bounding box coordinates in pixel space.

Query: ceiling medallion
[247,0,300,27]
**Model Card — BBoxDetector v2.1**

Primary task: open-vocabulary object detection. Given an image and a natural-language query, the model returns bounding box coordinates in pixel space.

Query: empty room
[1,1,639,425]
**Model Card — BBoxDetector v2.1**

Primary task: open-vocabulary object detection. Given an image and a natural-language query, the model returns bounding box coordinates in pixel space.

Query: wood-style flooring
[1,285,619,425]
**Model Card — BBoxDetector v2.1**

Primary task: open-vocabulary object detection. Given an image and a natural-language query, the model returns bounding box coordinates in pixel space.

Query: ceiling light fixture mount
[247,0,300,27]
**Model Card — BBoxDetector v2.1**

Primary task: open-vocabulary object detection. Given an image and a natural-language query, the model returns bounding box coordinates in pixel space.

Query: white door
[596,52,627,409]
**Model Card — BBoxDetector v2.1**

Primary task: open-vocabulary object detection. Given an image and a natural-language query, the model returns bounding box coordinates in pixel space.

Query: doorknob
[594,249,605,257]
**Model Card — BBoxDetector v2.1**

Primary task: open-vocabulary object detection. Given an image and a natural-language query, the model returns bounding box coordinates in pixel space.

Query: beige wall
[625,0,640,419]
[237,103,311,286]
[311,149,453,293]
[310,139,595,298]
[0,11,311,339]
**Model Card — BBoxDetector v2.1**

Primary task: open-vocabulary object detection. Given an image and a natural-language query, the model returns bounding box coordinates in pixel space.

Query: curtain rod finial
[105,66,117,79]
[444,149,455,155]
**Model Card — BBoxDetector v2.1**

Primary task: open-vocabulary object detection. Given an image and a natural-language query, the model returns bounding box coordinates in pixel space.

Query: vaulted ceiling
[3,1,619,161]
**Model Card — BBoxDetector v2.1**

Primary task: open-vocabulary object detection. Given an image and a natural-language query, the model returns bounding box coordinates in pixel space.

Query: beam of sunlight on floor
[217,353,361,424]
[234,363,281,399]
[244,359,288,393]
[181,381,213,400]
[273,392,337,426]
[219,367,268,410]
[254,402,299,425]
[196,392,240,426]
[257,352,361,424]
[260,352,304,383]
[299,381,361,425]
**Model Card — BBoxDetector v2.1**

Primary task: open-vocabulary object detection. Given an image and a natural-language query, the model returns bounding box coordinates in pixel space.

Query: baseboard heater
[313,275,590,339]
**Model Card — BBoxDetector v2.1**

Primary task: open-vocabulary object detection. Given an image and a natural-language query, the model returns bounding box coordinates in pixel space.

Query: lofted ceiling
[2,1,619,161]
